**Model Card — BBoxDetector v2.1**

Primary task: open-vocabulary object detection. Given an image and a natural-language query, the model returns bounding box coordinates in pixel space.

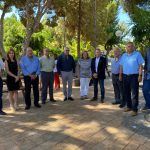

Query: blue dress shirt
[111,57,121,74]
[20,55,40,76]
[120,50,144,75]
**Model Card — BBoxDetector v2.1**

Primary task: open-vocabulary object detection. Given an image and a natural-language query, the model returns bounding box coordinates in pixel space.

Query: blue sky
[1,5,131,24]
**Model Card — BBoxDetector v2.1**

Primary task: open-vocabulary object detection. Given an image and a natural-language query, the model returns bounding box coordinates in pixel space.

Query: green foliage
[4,15,25,55]
[122,0,150,47]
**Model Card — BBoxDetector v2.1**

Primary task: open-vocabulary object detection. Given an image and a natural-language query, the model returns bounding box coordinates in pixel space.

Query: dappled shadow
[0,79,150,149]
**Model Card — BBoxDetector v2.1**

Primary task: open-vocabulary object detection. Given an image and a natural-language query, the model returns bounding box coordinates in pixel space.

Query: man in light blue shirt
[119,42,144,116]
[20,47,41,110]
[111,47,124,108]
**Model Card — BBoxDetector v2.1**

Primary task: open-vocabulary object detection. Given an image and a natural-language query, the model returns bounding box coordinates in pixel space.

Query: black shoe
[35,104,41,108]
[42,101,46,104]
[25,106,30,110]
[119,104,125,108]
[68,97,74,101]
[90,97,97,101]
[142,106,150,112]
[101,98,104,103]
[50,99,56,102]
[0,110,7,115]
[64,97,68,101]
[112,101,120,105]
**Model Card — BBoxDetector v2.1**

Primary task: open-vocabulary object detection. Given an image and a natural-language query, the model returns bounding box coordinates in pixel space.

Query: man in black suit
[91,48,107,102]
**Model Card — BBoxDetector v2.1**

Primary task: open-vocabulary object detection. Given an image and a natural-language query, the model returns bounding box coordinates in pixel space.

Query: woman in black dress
[5,49,20,111]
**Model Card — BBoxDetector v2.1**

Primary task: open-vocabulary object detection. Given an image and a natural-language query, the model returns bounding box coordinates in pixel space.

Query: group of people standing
[0,42,149,117]
[111,42,150,116]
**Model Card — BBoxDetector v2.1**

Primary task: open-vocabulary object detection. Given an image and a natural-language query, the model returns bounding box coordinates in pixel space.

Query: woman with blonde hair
[78,51,91,100]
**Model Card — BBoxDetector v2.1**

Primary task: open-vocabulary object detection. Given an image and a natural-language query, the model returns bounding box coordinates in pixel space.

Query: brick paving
[0,79,150,150]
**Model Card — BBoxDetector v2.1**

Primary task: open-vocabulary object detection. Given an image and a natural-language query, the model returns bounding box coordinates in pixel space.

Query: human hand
[15,76,20,82]
[119,74,122,81]
[93,73,98,78]
[138,75,142,82]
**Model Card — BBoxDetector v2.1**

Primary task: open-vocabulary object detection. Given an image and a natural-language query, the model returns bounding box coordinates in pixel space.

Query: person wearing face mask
[119,42,144,116]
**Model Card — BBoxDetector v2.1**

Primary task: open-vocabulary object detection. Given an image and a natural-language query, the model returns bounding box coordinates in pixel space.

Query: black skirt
[6,75,20,91]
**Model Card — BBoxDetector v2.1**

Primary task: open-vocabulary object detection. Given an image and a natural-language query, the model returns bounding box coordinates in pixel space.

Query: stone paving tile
[0,79,150,150]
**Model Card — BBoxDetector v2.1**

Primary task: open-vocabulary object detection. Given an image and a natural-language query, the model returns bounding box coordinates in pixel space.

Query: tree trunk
[23,27,33,54]
[63,16,66,48]
[77,0,81,58]
[93,0,97,49]
[0,11,6,58]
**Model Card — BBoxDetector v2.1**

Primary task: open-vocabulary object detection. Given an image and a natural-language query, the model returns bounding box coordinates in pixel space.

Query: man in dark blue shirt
[57,47,75,101]
[142,48,150,111]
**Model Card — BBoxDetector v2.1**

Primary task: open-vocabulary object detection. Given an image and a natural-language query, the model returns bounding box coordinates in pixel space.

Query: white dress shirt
[95,57,100,72]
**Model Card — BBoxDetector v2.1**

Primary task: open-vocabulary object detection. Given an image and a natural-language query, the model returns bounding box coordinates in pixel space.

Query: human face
[95,49,101,58]
[82,51,88,59]
[9,51,15,60]
[44,49,49,57]
[64,48,70,55]
[126,43,135,53]
[113,48,120,58]
[27,48,33,57]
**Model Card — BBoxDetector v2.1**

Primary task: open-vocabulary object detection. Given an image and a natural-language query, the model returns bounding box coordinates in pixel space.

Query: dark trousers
[93,78,105,99]
[112,74,125,105]
[41,71,54,102]
[24,76,39,107]
[142,79,150,109]
[123,74,139,112]
[0,77,3,111]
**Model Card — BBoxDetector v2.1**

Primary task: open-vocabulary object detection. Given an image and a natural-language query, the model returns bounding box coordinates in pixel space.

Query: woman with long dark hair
[5,48,20,112]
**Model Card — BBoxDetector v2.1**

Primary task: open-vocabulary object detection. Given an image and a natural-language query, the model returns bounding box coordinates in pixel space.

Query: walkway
[0,79,150,150]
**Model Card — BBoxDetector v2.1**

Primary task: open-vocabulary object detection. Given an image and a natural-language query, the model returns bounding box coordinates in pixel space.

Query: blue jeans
[142,79,150,109]
[123,74,139,112]
[0,77,3,111]
[93,78,105,99]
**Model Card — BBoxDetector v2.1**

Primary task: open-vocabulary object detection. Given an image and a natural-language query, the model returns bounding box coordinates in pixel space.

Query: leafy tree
[122,0,150,48]
[0,0,16,57]
[4,15,25,55]
[15,0,55,52]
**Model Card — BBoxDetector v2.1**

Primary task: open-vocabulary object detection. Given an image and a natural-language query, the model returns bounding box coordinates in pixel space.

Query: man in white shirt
[0,58,7,115]
[91,48,107,102]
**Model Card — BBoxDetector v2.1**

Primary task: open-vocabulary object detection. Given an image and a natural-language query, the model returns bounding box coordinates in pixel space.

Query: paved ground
[0,79,150,150]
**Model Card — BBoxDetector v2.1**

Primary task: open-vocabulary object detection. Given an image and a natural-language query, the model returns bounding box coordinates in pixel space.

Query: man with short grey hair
[57,47,75,101]
[111,47,125,108]
[20,47,41,110]
[40,48,56,104]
